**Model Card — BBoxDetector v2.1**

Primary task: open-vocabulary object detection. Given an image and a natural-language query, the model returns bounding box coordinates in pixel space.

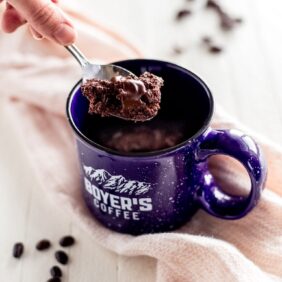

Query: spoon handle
[65,44,89,67]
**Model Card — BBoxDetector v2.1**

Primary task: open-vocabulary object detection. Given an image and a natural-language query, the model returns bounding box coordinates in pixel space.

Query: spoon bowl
[65,44,135,82]
[65,44,138,121]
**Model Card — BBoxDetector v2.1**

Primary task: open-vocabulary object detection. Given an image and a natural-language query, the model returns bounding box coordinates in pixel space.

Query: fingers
[2,3,26,33]
[6,0,76,45]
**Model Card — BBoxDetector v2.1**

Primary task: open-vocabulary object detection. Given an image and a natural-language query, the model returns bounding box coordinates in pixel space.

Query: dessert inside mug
[67,59,266,235]
[68,59,213,155]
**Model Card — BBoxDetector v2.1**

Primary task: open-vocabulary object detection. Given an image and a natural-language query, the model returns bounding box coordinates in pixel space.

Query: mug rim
[66,59,214,158]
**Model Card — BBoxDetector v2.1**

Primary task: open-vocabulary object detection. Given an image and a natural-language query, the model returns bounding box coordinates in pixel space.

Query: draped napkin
[1,1,282,281]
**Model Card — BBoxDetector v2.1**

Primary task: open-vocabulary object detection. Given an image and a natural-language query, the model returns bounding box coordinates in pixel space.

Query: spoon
[65,44,135,82]
[65,44,154,122]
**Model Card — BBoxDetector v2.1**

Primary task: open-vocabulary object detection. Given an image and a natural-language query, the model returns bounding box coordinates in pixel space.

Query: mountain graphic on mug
[83,165,151,196]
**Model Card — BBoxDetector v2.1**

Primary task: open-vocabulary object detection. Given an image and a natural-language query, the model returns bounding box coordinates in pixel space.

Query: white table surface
[1,0,282,281]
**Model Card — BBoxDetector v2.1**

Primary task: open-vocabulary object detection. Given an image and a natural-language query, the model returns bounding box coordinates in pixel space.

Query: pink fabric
[1,3,282,281]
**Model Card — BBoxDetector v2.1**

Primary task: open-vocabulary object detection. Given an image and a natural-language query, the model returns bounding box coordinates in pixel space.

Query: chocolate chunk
[206,0,240,31]
[176,9,192,21]
[36,239,51,251]
[173,46,184,55]
[59,236,75,247]
[50,266,62,278]
[220,13,236,31]
[206,0,219,9]
[47,278,61,282]
[81,72,163,122]
[235,18,243,23]
[201,35,223,54]
[13,243,24,258]
[209,45,223,54]
[55,250,69,265]
[202,36,212,44]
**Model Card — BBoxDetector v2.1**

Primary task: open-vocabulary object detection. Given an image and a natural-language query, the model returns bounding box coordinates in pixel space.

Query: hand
[1,0,76,45]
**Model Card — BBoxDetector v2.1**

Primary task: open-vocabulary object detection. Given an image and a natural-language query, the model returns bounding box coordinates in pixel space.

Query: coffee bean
[47,278,61,282]
[176,9,192,21]
[50,265,62,278]
[59,235,75,247]
[36,239,51,251]
[13,243,24,258]
[55,250,68,265]
[209,45,223,54]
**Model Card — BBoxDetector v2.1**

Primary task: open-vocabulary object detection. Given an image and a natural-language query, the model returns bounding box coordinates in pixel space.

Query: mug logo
[83,165,153,221]
[83,166,151,195]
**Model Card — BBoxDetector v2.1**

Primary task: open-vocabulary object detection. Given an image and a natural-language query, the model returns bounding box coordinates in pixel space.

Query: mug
[66,59,267,235]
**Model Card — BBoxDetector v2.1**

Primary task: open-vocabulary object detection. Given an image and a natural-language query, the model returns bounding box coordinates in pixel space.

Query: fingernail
[30,27,44,40]
[53,23,76,45]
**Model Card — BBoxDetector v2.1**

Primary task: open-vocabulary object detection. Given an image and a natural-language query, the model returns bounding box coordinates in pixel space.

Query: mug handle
[196,128,267,219]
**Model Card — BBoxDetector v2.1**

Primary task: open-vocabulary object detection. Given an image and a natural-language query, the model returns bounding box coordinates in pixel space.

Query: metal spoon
[65,45,154,122]
[65,44,134,81]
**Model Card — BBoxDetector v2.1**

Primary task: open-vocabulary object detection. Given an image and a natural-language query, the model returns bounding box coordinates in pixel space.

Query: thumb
[7,0,76,45]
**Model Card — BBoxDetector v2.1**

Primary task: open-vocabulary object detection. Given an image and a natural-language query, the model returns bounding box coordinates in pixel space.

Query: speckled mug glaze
[66,59,267,235]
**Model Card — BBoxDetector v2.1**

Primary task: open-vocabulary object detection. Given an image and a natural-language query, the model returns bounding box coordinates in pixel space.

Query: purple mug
[66,59,267,235]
